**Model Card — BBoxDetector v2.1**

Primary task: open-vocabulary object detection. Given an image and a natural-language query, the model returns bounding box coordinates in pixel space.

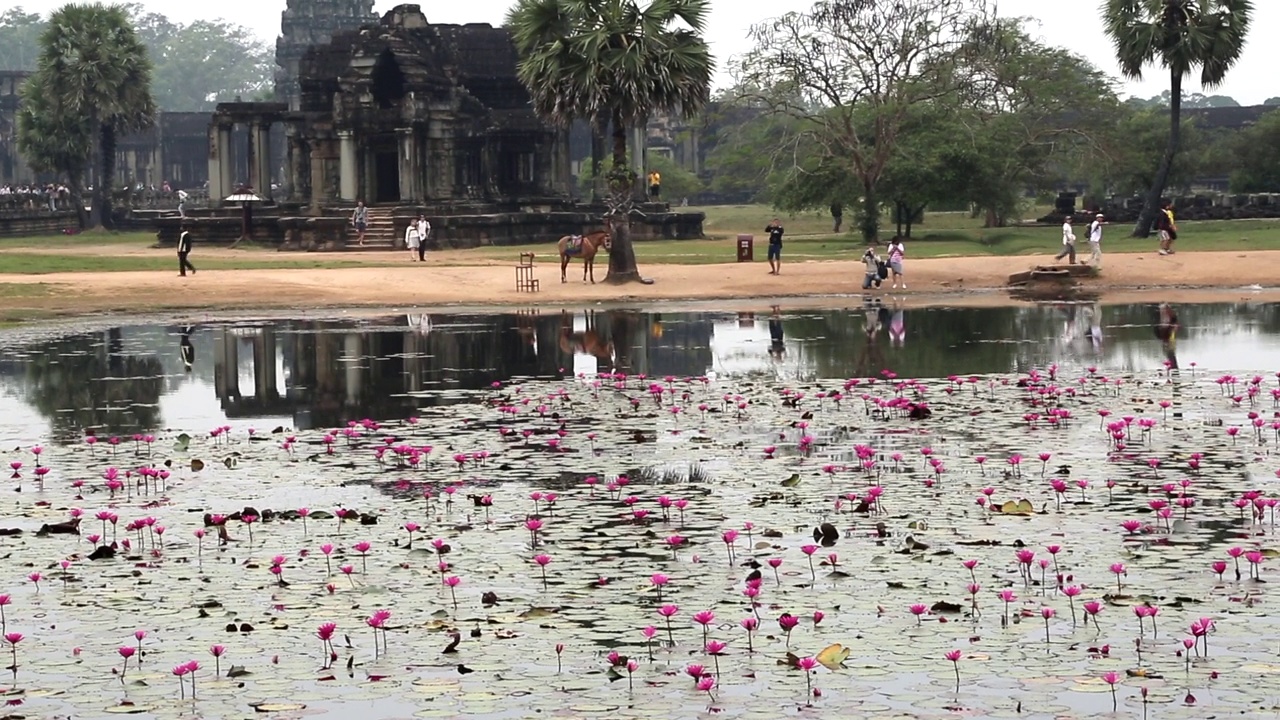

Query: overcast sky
[17,0,1280,104]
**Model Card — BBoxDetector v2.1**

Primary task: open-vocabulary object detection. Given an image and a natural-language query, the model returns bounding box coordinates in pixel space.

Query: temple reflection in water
[3,303,1279,443]
[210,311,714,429]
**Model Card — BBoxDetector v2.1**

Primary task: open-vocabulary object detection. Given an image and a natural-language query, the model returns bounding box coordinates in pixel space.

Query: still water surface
[1,301,1277,443]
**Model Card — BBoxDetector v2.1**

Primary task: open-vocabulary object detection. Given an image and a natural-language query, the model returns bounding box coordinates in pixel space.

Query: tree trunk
[859,181,879,244]
[1133,70,1182,238]
[590,117,607,202]
[604,111,647,284]
[66,172,89,230]
[93,122,117,230]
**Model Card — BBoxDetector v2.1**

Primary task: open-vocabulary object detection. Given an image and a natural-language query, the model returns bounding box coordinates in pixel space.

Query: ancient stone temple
[180,4,703,248]
[275,0,377,111]
[285,5,571,209]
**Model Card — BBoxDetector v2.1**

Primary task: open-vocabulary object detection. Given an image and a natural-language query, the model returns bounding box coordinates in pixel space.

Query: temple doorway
[374,151,399,203]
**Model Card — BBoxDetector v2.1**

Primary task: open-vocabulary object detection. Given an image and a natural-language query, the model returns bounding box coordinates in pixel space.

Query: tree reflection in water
[1,303,1277,440]
[16,328,164,443]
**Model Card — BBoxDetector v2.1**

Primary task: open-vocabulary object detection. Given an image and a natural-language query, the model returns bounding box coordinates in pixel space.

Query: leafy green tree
[699,95,800,203]
[1098,107,1206,195]
[739,0,990,243]
[1228,110,1280,191]
[15,71,93,224]
[644,154,702,202]
[121,4,273,111]
[1103,0,1254,237]
[507,0,714,284]
[0,8,43,70]
[28,3,155,229]
[953,18,1123,226]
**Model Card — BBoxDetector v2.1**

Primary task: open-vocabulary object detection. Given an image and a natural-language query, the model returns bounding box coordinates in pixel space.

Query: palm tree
[1103,0,1252,238]
[37,3,155,229]
[15,70,94,227]
[507,0,714,283]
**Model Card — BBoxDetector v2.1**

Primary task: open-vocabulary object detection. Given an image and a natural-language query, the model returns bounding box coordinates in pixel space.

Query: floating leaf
[780,474,801,487]
[191,458,205,472]
[252,702,307,712]
[995,499,1034,515]
[816,643,851,670]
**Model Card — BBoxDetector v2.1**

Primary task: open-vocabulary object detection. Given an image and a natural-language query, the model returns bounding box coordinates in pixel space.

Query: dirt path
[1,248,1278,319]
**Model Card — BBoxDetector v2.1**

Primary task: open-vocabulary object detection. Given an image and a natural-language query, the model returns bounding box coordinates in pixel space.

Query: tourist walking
[177,189,188,218]
[1056,214,1076,264]
[647,170,661,200]
[861,245,882,290]
[177,225,196,277]
[1156,202,1177,255]
[415,214,430,262]
[404,217,422,260]
[1088,213,1104,267]
[831,202,843,233]
[351,200,368,246]
[887,236,906,289]
[765,218,784,275]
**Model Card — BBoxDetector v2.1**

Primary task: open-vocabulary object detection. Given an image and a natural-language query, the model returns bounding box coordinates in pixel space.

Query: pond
[0,300,1277,719]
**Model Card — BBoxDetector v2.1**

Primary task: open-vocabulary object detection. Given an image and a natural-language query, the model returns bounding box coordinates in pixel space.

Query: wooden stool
[515,252,539,292]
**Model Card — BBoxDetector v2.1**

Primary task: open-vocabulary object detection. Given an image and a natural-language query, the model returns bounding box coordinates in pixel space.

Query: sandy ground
[1,248,1278,319]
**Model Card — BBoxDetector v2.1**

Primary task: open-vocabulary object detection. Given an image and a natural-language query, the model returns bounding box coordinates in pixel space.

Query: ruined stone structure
[167,4,705,248]
[0,70,209,192]
[0,72,31,187]
[286,5,572,208]
[275,0,377,111]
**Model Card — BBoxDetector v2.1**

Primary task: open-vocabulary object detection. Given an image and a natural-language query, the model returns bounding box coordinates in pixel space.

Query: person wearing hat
[1087,213,1104,268]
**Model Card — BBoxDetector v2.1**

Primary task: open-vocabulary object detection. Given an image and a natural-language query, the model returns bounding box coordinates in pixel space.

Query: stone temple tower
[275,0,377,111]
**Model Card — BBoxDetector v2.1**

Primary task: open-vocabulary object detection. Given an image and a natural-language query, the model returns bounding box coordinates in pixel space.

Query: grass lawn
[3,206,1280,272]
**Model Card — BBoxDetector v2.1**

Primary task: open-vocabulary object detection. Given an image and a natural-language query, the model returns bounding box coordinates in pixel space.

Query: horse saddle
[566,235,585,254]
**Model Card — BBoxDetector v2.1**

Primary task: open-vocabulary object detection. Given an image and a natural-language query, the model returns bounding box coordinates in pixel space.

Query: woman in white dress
[404,220,421,260]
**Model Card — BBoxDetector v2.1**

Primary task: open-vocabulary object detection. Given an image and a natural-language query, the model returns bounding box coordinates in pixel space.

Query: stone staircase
[348,207,399,251]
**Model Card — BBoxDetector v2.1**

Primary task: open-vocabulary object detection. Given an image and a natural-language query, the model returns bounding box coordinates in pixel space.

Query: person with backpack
[177,225,196,277]
[861,245,882,290]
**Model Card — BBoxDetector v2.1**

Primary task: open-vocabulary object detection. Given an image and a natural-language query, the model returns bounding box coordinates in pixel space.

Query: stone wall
[0,212,81,238]
[152,207,705,250]
[1039,193,1280,223]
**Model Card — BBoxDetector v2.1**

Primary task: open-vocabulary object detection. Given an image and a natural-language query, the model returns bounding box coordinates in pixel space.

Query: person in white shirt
[415,215,430,262]
[1087,213,1104,267]
[404,219,421,260]
[1056,214,1076,264]
[887,237,906,289]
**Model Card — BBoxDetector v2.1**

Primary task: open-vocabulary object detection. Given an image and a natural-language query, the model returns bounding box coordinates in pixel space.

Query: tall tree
[32,3,155,229]
[953,18,1121,226]
[0,8,43,70]
[507,0,714,284]
[739,0,991,243]
[15,71,93,225]
[1103,0,1253,237]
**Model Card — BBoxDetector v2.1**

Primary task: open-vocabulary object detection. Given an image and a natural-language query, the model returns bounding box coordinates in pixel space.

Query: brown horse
[558,311,616,366]
[558,223,612,283]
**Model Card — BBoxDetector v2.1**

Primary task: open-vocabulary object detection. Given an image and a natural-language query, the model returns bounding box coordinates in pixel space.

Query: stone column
[208,122,230,204]
[338,130,357,201]
[426,116,453,200]
[253,122,273,200]
[284,124,300,201]
[397,127,418,202]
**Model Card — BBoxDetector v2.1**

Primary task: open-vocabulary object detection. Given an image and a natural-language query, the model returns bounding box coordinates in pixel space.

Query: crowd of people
[0,184,71,213]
